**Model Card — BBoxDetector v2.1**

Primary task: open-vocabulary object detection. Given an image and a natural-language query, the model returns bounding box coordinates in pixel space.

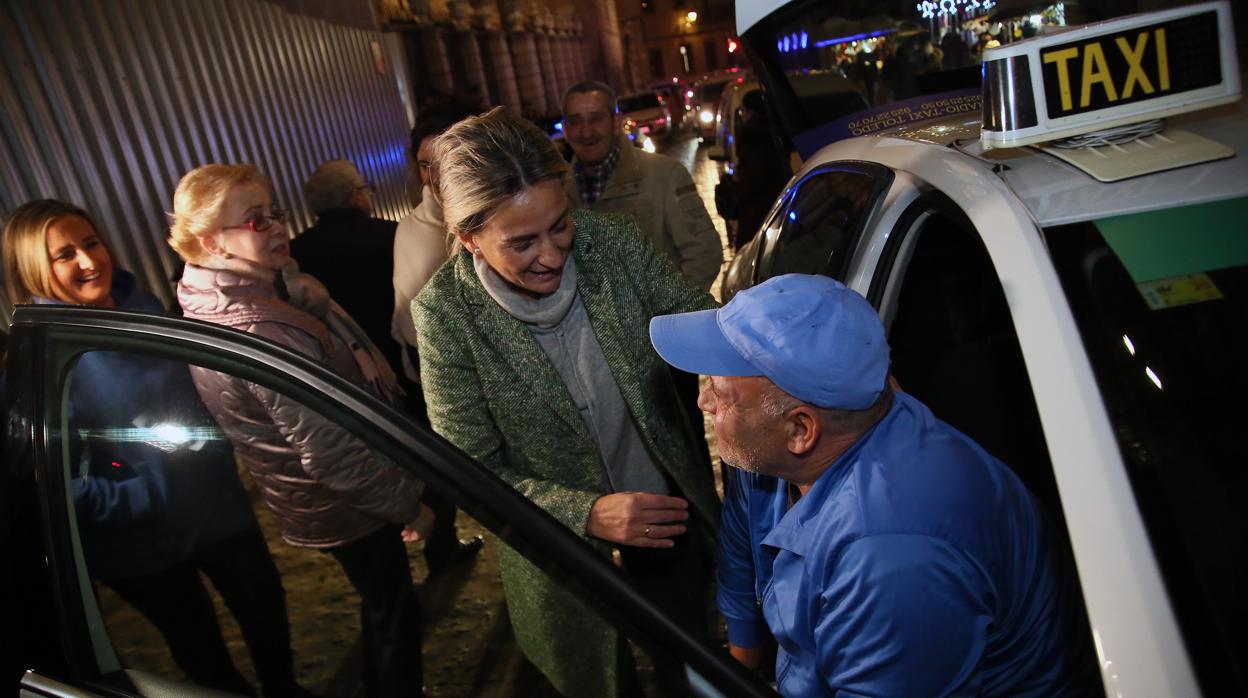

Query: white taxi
[727,0,1247,695]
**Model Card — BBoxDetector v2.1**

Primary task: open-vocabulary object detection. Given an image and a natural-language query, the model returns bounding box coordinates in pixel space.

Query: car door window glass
[63,350,434,695]
[759,169,878,281]
[1045,215,1248,693]
[56,347,756,697]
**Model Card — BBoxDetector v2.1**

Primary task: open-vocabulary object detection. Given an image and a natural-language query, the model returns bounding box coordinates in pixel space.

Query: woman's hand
[401,506,436,543]
[586,492,689,548]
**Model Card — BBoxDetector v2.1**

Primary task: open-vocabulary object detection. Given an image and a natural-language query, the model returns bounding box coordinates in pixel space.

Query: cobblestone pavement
[664,131,734,299]
[661,130,729,480]
[97,129,732,698]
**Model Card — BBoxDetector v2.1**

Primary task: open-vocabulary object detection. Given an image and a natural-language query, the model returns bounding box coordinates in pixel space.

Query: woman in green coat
[413,108,719,697]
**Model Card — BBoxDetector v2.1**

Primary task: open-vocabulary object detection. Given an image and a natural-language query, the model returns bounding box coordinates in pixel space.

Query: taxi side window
[758,169,879,281]
[876,198,1101,698]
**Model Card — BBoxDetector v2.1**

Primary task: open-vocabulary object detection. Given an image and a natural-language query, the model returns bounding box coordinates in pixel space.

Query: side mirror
[707,145,727,161]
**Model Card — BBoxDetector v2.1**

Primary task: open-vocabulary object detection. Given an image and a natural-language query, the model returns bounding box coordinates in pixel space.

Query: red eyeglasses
[224,207,288,234]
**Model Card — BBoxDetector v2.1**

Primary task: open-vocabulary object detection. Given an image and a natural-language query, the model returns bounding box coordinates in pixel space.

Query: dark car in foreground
[1,306,773,698]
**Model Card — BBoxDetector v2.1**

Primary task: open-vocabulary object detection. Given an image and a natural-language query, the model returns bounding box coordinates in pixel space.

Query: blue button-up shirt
[719,392,1093,696]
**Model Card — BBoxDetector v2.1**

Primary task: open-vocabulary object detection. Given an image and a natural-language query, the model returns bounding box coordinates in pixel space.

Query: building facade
[620,0,740,88]
[0,0,416,323]
[378,0,631,121]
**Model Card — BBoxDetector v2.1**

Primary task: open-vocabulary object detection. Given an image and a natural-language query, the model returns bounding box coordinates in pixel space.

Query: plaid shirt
[574,143,621,207]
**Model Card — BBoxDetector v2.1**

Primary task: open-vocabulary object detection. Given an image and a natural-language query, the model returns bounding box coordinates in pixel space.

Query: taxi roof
[877,99,1248,228]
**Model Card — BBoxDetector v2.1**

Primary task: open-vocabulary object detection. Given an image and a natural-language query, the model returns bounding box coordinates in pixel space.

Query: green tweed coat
[413,209,719,697]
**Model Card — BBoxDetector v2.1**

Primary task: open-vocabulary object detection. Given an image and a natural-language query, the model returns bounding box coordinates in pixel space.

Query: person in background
[169,164,430,698]
[973,31,1001,60]
[731,90,790,250]
[561,80,722,290]
[882,42,919,102]
[414,108,719,698]
[854,50,880,106]
[292,159,402,376]
[561,80,720,480]
[391,96,485,574]
[2,199,306,698]
[940,30,970,69]
[650,274,1098,696]
[392,96,479,385]
[297,156,482,576]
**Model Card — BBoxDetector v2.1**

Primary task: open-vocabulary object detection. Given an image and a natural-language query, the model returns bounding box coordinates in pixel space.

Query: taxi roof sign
[981,1,1241,149]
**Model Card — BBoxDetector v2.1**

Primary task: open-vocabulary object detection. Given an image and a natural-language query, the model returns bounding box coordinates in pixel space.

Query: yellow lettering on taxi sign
[1116,33,1155,99]
[1041,26,1180,116]
[1043,30,1169,109]
[980,1,1239,149]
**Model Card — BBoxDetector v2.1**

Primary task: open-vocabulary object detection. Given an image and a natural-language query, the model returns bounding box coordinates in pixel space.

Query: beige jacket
[568,141,722,290]
[391,185,452,381]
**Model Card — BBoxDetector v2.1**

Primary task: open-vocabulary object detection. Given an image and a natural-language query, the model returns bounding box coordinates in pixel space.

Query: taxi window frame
[755,161,892,284]
[866,188,1090,549]
[860,191,1103,695]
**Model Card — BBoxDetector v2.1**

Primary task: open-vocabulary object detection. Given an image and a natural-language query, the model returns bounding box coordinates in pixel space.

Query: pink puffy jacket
[178,264,423,549]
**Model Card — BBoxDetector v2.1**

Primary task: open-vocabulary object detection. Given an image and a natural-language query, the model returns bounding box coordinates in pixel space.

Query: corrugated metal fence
[0,0,415,324]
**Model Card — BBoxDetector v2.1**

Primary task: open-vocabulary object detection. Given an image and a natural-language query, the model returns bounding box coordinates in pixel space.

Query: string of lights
[916,0,997,20]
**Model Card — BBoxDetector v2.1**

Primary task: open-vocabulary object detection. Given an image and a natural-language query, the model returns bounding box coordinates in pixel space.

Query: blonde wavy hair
[3,199,110,305]
[431,107,569,243]
[168,163,272,265]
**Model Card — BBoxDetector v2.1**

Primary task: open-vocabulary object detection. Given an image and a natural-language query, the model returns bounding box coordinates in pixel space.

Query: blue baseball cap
[649,274,889,410]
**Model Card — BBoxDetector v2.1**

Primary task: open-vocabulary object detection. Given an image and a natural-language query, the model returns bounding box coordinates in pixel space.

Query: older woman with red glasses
[168,163,430,698]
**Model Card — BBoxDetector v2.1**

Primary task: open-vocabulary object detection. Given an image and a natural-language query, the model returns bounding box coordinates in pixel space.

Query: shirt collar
[574,142,622,207]
[574,140,621,176]
[761,396,901,556]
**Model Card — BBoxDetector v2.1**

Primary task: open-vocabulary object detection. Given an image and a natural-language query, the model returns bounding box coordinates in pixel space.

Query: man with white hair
[649,274,1096,696]
[296,157,483,576]
[292,159,401,374]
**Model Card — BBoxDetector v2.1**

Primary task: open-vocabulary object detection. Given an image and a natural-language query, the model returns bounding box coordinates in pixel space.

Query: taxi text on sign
[1039,11,1221,119]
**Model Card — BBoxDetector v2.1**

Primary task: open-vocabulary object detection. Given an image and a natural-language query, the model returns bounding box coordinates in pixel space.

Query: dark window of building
[704,39,719,70]
[476,31,501,105]
[649,49,664,79]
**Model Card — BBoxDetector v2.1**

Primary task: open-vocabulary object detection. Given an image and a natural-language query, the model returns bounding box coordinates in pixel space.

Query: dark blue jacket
[41,271,257,581]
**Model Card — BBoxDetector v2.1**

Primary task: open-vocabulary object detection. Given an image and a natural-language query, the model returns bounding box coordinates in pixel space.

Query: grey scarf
[472,252,669,496]
[472,253,578,327]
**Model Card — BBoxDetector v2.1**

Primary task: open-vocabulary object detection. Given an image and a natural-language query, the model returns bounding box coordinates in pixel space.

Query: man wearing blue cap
[650,274,1095,696]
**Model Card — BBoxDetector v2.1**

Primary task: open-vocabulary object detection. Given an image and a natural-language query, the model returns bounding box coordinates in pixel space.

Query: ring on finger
[644,526,652,538]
